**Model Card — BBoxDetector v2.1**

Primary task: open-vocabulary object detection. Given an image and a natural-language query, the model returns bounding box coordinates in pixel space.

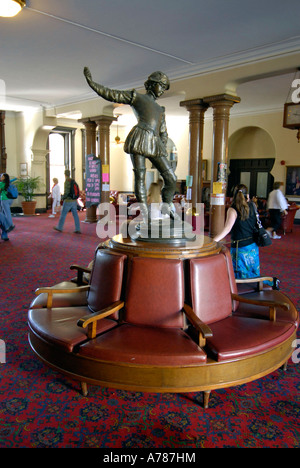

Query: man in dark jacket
[54,170,81,233]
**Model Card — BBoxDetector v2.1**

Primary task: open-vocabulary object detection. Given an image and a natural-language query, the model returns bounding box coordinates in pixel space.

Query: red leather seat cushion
[206,316,295,362]
[79,323,207,365]
[236,282,272,295]
[28,307,117,352]
[233,290,299,326]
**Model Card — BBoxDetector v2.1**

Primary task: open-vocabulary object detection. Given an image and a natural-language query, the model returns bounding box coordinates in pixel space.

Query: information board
[85,154,101,207]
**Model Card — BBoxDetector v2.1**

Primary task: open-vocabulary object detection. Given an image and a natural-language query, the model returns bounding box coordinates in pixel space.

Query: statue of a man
[83,67,179,221]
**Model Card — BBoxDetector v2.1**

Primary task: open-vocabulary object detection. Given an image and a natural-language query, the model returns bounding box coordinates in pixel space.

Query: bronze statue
[83,67,179,222]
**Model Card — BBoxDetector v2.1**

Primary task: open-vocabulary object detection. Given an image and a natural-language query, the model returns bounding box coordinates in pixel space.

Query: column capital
[94,115,117,126]
[79,115,117,126]
[180,98,209,110]
[203,93,241,107]
[78,119,97,132]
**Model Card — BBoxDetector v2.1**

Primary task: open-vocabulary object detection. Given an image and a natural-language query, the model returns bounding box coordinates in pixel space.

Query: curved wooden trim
[103,234,220,259]
[28,329,296,394]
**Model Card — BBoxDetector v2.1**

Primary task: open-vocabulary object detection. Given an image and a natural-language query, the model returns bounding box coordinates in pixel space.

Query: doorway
[46,127,76,204]
[228,126,276,199]
[227,158,275,198]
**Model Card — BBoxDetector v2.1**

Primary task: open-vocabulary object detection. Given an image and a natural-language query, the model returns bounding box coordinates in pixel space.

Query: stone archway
[228,126,276,198]
[229,126,276,159]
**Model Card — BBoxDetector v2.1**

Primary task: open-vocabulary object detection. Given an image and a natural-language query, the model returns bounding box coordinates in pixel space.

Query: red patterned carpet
[0,211,299,448]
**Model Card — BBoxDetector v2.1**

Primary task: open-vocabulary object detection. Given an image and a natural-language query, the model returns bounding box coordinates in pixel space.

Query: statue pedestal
[104,232,219,259]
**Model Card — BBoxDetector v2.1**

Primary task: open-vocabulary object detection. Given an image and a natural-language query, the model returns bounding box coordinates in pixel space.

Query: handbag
[253,205,272,247]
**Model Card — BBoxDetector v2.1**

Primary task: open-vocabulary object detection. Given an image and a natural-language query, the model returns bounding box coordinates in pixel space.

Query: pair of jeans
[0,199,13,230]
[0,212,8,240]
[57,200,81,232]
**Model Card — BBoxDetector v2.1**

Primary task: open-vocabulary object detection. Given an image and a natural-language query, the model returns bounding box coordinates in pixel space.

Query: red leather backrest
[190,253,232,324]
[88,249,126,314]
[125,257,184,328]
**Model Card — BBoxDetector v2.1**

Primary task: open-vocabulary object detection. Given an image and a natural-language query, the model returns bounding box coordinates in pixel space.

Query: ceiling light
[0,0,26,17]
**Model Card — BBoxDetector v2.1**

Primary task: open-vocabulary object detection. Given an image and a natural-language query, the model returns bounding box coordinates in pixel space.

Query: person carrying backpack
[54,170,81,234]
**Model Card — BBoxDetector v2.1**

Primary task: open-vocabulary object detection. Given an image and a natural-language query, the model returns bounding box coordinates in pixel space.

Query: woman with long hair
[213,184,260,278]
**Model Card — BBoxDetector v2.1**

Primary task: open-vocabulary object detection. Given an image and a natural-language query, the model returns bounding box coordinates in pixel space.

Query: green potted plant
[14,176,42,215]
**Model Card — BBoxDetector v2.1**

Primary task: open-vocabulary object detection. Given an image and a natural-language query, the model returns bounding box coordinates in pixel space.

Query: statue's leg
[130,154,148,221]
[150,156,180,220]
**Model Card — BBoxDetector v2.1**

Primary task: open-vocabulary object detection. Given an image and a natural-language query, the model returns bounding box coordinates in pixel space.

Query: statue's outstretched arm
[84,67,133,105]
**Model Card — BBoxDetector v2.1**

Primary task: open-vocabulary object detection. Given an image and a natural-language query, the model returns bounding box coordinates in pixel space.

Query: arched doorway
[228,126,276,198]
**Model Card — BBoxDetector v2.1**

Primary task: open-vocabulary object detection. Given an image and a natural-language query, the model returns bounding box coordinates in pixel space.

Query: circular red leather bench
[28,238,298,408]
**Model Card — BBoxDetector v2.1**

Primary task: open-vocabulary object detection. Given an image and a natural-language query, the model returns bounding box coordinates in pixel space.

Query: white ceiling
[0,0,300,117]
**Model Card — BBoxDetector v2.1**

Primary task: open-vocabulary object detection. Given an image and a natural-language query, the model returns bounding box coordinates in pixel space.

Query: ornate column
[203,94,240,237]
[180,99,208,212]
[94,115,117,207]
[79,118,97,222]
[0,111,7,173]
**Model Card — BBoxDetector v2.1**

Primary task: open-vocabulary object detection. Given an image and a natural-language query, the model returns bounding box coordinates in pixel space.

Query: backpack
[69,179,80,199]
[7,184,18,199]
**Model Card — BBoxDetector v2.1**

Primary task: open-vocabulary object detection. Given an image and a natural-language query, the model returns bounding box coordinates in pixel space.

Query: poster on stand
[85,154,101,207]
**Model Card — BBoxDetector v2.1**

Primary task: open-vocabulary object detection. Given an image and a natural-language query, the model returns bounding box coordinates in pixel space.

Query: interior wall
[3,102,300,211]
[229,126,276,159]
[4,111,18,177]
[228,111,300,186]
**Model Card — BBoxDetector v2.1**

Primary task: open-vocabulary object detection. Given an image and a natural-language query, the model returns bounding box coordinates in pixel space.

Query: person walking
[213,184,260,279]
[48,178,61,218]
[54,170,81,233]
[266,181,288,239]
[0,173,15,232]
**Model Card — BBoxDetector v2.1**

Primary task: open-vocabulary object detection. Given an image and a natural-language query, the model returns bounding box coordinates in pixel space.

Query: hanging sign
[85,154,101,207]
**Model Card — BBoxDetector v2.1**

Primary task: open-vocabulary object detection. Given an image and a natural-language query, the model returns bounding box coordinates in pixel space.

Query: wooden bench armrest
[231,293,290,321]
[183,304,213,347]
[35,285,90,308]
[69,264,92,285]
[77,300,125,339]
[70,264,92,274]
[235,276,279,290]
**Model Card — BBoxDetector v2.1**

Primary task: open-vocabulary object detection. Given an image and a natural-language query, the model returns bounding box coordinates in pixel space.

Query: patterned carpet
[0,212,299,448]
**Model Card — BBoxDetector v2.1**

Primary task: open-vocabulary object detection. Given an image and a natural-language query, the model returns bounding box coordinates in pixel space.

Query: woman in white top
[48,178,61,217]
[266,181,288,239]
